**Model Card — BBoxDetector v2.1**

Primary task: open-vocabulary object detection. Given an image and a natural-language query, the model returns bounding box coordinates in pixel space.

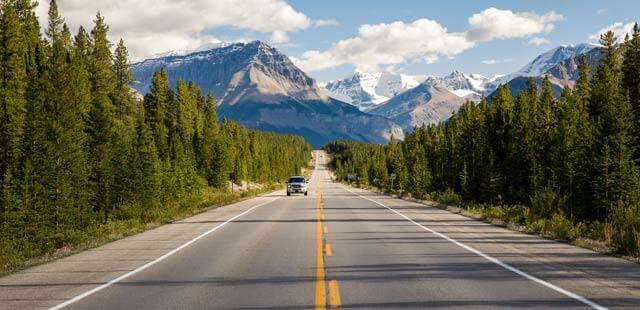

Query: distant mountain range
[322,43,601,130]
[130,41,403,147]
[130,40,603,143]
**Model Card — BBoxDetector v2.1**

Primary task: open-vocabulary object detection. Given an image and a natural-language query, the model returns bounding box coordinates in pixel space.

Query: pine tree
[590,31,637,217]
[41,1,92,236]
[623,24,640,127]
[88,12,117,214]
[131,108,159,207]
[90,12,114,97]
[112,38,133,120]
[0,1,27,221]
[144,69,171,159]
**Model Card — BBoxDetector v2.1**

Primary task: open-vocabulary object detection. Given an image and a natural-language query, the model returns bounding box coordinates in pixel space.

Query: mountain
[368,77,466,130]
[322,72,419,111]
[130,41,404,147]
[486,43,600,96]
[431,70,502,102]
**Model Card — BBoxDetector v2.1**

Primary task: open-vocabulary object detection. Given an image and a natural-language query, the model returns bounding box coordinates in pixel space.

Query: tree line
[325,27,640,255]
[0,0,310,269]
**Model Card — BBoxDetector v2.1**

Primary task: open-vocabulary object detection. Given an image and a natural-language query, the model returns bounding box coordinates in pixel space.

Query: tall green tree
[0,1,27,205]
[590,31,637,217]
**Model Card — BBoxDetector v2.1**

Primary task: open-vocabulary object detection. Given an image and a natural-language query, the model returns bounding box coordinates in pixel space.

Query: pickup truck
[286,176,308,196]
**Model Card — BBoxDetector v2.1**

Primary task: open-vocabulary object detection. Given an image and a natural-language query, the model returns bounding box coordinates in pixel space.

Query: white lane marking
[49,197,281,310]
[342,186,608,310]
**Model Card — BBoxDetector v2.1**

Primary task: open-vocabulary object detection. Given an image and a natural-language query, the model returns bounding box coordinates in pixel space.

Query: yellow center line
[323,224,328,234]
[325,243,332,257]
[328,280,342,309]
[315,179,326,310]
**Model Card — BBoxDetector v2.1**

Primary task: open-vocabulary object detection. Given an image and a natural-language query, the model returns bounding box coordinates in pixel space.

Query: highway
[1,150,640,309]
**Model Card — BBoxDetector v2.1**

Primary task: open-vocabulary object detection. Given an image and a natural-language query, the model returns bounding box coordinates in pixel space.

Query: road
[1,150,640,309]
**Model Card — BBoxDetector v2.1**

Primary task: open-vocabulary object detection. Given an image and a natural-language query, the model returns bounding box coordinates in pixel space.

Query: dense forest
[326,26,640,256]
[0,0,310,270]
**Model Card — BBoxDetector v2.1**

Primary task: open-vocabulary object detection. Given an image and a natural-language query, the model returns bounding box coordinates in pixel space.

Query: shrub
[529,187,567,220]
[436,188,463,206]
[547,212,574,240]
[608,202,640,256]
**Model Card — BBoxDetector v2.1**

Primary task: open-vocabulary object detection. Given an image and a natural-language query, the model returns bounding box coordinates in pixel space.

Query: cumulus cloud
[314,19,339,27]
[589,22,637,42]
[295,19,473,72]
[528,37,550,46]
[296,7,564,72]
[482,58,512,65]
[466,8,563,42]
[423,55,440,65]
[36,0,315,59]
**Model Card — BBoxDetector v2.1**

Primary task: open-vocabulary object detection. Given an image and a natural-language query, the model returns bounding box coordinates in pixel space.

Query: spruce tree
[0,1,27,219]
[144,69,171,159]
[590,31,637,217]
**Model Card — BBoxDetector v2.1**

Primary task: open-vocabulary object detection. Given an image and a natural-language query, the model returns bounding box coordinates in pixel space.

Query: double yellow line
[315,177,341,309]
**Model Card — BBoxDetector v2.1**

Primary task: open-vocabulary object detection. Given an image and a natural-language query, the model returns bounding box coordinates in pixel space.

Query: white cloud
[295,19,473,72]
[528,37,550,46]
[482,58,512,65]
[589,22,636,42]
[296,7,564,72]
[423,55,440,64]
[37,0,316,59]
[271,31,289,44]
[467,8,563,42]
[314,19,338,27]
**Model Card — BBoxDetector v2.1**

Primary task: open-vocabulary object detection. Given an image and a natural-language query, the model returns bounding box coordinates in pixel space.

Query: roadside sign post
[390,173,396,190]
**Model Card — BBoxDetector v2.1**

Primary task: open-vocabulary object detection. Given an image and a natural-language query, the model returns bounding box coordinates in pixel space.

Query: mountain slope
[486,43,600,96]
[368,78,466,130]
[130,41,404,147]
[322,72,419,111]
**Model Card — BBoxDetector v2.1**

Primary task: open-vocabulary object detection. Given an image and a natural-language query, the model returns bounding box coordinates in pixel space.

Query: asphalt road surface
[1,150,640,309]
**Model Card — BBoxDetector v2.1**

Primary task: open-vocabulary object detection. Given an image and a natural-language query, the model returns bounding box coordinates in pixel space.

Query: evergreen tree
[590,31,636,217]
[0,1,27,200]
[144,69,171,159]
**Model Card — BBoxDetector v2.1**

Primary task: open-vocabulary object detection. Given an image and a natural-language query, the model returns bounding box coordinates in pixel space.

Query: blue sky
[225,0,638,82]
[45,0,639,83]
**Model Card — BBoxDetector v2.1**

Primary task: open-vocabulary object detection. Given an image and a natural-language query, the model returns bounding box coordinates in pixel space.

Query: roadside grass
[341,181,640,263]
[0,183,282,276]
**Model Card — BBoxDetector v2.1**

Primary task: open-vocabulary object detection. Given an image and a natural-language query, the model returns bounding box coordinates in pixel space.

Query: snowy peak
[322,72,419,111]
[422,70,494,100]
[131,40,327,105]
[516,43,597,77]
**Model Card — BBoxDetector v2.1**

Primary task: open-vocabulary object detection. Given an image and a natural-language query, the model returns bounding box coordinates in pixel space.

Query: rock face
[368,78,466,130]
[130,41,404,147]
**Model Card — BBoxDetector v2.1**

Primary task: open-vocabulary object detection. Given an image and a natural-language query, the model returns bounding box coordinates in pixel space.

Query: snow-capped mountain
[322,72,420,111]
[428,70,502,101]
[517,43,597,77]
[486,43,599,93]
[368,78,466,130]
[486,43,602,99]
[130,41,404,147]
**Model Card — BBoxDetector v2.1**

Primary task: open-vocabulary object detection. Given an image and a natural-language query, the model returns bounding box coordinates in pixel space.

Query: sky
[38,0,640,83]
